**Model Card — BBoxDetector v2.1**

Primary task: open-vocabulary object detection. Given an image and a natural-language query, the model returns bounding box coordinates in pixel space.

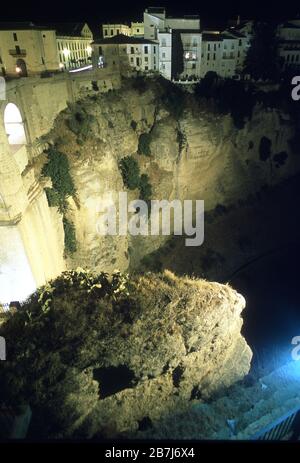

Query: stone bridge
[0,69,121,305]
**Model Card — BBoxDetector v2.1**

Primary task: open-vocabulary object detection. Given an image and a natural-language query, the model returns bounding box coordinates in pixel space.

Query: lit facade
[0,24,59,77]
[277,21,300,71]
[102,24,131,38]
[131,22,144,37]
[55,23,93,70]
[92,35,158,74]
[181,31,202,80]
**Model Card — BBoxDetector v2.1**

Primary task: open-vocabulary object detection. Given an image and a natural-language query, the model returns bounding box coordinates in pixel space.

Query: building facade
[55,23,93,70]
[102,24,131,38]
[144,7,201,41]
[131,22,144,37]
[277,21,300,71]
[0,23,59,77]
[92,34,158,74]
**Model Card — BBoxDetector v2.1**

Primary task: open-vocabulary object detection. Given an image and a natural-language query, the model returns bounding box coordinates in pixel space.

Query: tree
[243,21,281,81]
[171,30,184,80]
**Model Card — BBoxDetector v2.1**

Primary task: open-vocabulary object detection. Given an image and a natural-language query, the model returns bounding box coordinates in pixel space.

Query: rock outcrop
[35,77,300,276]
[78,271,252,437]
[135,361,300,440]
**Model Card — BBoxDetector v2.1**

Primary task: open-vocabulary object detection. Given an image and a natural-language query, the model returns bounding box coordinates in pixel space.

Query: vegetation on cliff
[42,146,77,255]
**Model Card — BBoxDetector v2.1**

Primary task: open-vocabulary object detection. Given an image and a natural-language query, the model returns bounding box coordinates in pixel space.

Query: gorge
[1,73,300,438]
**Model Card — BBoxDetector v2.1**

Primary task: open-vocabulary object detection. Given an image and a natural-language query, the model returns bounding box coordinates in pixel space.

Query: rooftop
[93,34,157,45]
[0,22,55,31]
[46,22,90,37]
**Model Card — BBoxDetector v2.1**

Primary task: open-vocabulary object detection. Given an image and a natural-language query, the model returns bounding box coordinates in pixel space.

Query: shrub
[45,188,61,208]
[42,146,76,212]
[119,156,140,190]
[138,133,152,156]
[63,217,77,255]
[139,174,152,202]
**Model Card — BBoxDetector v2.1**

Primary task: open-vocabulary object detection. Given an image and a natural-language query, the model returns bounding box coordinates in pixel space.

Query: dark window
[144,46,148,54]
[117,29,119,34]
[99,46,102,55]
[131,47,134,54]
[13,33,18,41]
[104,29,108,36]
[15,45,21,54]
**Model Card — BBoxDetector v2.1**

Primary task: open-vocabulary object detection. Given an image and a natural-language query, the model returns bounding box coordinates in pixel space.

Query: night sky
[1,0,300,26]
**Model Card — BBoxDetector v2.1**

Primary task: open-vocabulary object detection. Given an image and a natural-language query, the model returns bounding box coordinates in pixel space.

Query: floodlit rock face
[37,78,300,274]
[80,271,252,437]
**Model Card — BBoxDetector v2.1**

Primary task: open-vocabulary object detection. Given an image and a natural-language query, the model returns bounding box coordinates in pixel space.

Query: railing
[9,49,27,57]
[250,406,300,440]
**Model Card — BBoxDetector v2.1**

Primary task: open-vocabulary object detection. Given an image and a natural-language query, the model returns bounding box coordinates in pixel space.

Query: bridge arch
[2,102,28,173]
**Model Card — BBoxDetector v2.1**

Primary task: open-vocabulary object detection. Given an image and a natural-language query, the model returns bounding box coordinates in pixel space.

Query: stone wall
[0,69,121,303]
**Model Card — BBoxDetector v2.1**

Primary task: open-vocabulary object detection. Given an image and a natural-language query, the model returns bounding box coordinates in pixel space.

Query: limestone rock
[80,271,252,437]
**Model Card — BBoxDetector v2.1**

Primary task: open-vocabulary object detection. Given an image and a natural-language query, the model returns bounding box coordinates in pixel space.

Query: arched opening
[4,103,26,146]
[4,103,28,172]
[16,58,28,77]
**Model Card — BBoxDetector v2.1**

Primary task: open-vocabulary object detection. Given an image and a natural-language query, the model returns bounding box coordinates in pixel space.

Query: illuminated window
[184,51,197,61]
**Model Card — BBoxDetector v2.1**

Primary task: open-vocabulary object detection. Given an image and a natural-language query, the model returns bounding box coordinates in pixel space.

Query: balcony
[9,49,27,58]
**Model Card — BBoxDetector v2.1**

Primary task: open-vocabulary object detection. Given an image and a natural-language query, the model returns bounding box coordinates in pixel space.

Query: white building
[145,7,201,80]
[101,22,144,39]
[92,34,158,74]
[180,31,202,80]
[144,7,200,41]
[131,22,144,37]
[102,24,131,38]
[200,29,249,79]
[54,23,93,70]
[200,33,223,78]
[277,21,300,71]
[158,30,172,79]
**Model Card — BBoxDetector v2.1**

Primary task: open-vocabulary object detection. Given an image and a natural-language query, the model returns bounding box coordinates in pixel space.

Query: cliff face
[38,78,300,274]
[79,271,252,437]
